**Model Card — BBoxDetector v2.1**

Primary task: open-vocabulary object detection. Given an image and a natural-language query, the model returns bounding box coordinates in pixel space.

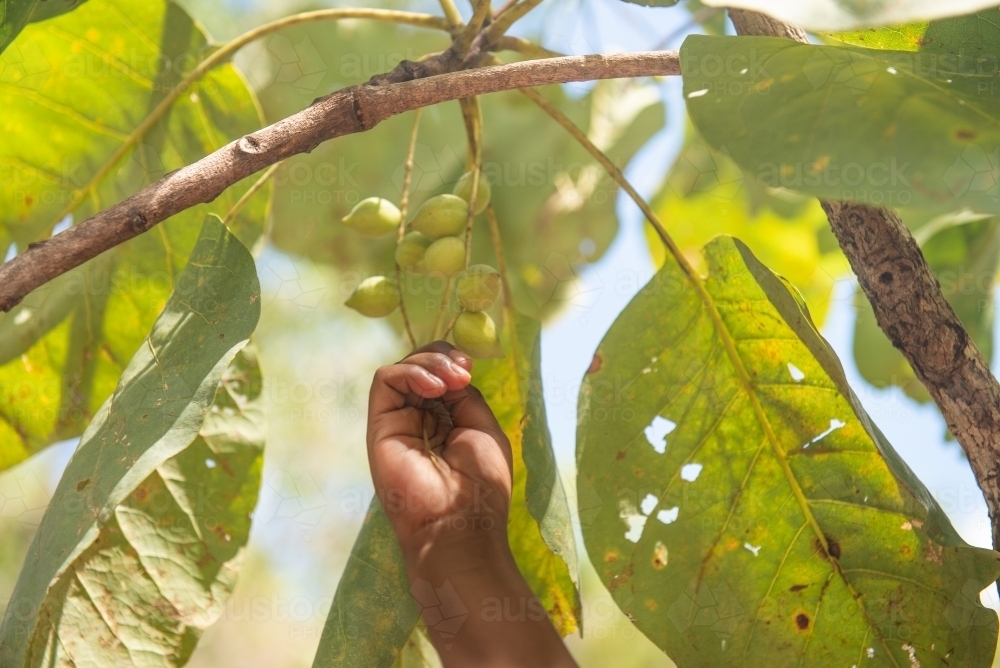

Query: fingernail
[448,349,472,367]
[451,363,471,380]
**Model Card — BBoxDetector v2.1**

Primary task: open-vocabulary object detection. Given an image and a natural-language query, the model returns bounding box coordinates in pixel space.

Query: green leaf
[680,27,1000,215]
[0,0,268,471]
[473,312,580,634]
[703,0,1000,31]
[0,0,88,53]
[312,312,580,666]
[577,234,1000,667]
[0,215,262,666]
[853,216,1000,403]
[647,130,848,324]
[312,499,418,668]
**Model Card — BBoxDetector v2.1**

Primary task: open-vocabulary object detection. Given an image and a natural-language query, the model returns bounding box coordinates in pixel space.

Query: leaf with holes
[0,0,88,53]
[701,0,999,31]
[0,216,262,666]
[681,15,1000,216]
[577,234,1000,667]
[0,0,268,472]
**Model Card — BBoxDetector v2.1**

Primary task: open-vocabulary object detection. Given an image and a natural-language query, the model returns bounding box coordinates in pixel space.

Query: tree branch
[729,8,1000,551]
[0,50,678,313]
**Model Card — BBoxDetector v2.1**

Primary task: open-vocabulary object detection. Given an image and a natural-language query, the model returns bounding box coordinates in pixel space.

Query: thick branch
[730,8,1000,549]
[0,51,678,312]
[823,202,1000,545]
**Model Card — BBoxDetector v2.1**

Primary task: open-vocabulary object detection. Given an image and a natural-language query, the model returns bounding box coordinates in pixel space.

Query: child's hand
[367,341,512,559]
[366,341,577,667]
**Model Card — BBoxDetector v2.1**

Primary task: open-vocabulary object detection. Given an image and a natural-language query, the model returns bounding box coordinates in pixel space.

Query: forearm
[404,535,578,668]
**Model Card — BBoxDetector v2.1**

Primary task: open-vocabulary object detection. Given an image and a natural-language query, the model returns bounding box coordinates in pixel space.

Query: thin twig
[456,0,494,54]
[222,163,280,226]
[492,0,518,20]
[395,110,422,350]
[485,0,544,42]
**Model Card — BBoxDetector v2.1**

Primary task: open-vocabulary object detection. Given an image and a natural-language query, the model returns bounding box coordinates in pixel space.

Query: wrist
[402,524,514,583]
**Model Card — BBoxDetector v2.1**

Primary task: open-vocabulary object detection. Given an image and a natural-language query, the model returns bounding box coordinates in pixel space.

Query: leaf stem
[222,162,279,227]
[485,205,514,311]
[517,85,693,278]
[433,282,454,340]
[395,110,423,350]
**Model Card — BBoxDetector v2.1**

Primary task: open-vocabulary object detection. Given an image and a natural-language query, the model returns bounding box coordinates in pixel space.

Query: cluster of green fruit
[341,172,503,358]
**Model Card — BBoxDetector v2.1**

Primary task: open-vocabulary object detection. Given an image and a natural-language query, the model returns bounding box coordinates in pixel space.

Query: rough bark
[730,8,1000,549]
[0,50,679,312]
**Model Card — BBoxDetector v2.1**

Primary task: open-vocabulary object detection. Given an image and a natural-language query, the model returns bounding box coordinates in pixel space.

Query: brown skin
[367,341,578,667]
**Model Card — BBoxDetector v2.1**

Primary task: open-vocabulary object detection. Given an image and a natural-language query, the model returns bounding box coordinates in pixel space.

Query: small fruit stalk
[339,99,504,360]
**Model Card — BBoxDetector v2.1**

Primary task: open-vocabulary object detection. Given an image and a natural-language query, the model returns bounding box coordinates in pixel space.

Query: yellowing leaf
[578,234,1000,667]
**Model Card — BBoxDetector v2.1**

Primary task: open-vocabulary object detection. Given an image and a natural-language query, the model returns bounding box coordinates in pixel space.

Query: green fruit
[456,264,501,312]
[453,171,491,215]
[423,236,466,277]
[341,197,401,237]
[452,311,503,359]
[345,276,400,317]
[409,194,468,239]
[396,231,432,272]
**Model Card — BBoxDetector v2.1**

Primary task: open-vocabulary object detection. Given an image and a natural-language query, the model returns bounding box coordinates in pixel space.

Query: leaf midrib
[667,244,900,666]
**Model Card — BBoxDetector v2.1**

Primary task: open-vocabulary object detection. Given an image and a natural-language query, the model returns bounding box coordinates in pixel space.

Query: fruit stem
[433,281,454,340]
[459,97,484,269]
[395,110,423,350]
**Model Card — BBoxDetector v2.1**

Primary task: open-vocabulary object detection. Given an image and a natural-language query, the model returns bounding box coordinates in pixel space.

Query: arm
[366,341,578,667]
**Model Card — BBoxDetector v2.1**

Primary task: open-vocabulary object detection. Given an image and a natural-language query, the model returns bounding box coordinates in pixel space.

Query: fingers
[369,347,473,419]
[402,341,472,372]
